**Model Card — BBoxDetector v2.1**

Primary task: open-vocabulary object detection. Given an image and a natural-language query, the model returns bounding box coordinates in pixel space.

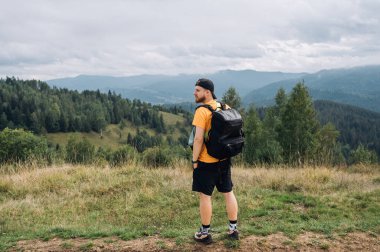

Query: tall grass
[1,163,379,250]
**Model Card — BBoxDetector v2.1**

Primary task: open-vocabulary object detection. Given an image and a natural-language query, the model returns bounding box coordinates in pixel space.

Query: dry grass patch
[1,163,379,251]
[233,165,379,195]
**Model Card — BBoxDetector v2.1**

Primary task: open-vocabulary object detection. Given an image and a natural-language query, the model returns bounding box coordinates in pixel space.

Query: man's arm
[192,126,204,169]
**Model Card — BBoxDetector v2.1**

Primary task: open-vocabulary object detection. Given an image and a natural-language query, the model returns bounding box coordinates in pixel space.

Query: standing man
[192,78,239,244]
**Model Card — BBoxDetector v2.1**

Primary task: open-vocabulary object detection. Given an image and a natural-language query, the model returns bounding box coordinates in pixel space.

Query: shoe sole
[228,232,239,240]
[194,236,213,244]
[228,235,239,240]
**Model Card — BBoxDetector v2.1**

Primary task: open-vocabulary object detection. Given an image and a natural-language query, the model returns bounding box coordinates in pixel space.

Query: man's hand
[192,161,198,169]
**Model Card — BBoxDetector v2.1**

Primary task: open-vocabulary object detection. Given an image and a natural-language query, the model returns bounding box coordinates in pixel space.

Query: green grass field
[0,164,379,251]
[46,111,186,150]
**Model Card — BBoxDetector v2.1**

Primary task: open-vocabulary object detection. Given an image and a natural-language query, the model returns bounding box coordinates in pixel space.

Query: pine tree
[243,106,263,165]
[0,112,8,130]
[315,122,341,165]
[222,87,242,112]
[279,83,319,166]
[274,87,287,116]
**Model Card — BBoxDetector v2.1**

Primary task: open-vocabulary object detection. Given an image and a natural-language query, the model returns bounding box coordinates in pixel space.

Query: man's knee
[223,191,235,197]
[199,192,212,200]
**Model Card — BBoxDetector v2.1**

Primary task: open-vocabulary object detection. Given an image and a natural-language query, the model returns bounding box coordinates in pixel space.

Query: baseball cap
[195,78,217,99]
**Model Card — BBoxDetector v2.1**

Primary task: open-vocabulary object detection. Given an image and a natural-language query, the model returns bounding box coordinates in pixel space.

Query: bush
[142,147,172,168]
[108,145,137,167]
[0,128,48,164]
[65,136,95,164]
[170,145,192,160]
[349,144,378,165]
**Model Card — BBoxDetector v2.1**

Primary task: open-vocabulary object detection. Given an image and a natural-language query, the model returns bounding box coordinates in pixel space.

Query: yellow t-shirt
[192,100,229,163]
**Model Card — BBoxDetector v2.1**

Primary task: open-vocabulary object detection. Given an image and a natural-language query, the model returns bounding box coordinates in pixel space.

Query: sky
[1,0,380,80]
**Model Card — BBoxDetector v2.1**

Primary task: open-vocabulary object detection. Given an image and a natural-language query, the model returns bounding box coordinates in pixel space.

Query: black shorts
[192,159,233,196]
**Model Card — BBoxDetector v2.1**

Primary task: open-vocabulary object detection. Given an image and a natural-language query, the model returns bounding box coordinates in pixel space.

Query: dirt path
[9,232,380,251]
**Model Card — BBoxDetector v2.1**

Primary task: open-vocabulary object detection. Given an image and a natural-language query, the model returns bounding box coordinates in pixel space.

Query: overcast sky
[1,0,380,80]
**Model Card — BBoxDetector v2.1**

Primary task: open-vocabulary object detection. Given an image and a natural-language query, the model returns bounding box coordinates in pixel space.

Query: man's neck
[202,98,214,104]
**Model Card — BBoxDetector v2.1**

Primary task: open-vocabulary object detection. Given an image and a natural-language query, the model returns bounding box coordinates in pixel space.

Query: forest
[0,77,168,134]
[0,77,378,167]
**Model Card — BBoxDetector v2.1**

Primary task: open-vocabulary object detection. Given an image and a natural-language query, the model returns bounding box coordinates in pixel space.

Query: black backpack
[195,102,244,160]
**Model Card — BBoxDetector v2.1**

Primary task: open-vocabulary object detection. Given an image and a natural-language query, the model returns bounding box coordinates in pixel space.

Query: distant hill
[243,65,380,112]
[0,77,191,152]
[47,70,305,104]
[314,100,380,156]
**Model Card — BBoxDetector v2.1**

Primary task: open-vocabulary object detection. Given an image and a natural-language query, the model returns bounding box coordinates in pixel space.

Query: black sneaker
[194,229,212,244]
[227,229,239,240]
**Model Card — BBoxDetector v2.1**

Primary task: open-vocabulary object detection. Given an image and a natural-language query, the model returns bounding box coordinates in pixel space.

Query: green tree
[279,83,319,166]
[315,123,342,165]
[222,86,242,111]
[29,112,42,133]
[65,136,95,164]
[349,144,378,165]
[0,128,48,164]
[274,87,287,116]
[261,111,284,164]
[142,146,172,168]
[45,102,61,132]
[0,112,7,130]
[242,106,263,165]
[108,145,137,167]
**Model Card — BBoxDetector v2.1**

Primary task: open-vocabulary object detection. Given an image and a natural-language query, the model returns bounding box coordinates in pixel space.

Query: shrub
[65,136,95,164]
[170,145,192,160]
[349,144,378,165]
[108,145,137,167]
[0,128,48,164]
[142,147,172,168]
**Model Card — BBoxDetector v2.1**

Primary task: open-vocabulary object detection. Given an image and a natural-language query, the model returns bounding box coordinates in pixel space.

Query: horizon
[3,64,380,82]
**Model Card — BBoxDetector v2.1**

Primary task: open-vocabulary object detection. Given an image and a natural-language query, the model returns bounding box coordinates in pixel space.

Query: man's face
[194,86,206,103]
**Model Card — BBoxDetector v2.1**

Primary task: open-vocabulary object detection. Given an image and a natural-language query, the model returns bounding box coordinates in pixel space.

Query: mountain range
[47,65,380,113]
[47,70,304,104]
[244,65,380,112]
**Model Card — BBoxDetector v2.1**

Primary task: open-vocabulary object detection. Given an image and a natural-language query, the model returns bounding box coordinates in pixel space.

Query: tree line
[0,77,167,134]
[0,77,378,167]
[222,83,378,166]
[0,128,190,169]
[314,100,380,158]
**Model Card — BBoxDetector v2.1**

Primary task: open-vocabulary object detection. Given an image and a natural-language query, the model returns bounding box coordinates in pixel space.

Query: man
[191,78,239,244]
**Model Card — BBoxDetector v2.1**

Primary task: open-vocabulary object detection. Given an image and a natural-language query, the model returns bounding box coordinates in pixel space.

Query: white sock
[229,222,237,231]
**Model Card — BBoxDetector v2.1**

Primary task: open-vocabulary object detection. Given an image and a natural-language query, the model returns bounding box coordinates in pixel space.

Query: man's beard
[195,96,206,103]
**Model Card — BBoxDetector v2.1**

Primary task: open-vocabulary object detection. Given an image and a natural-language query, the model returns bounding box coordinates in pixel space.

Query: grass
[45,124,159,150]
[159,111,185,126]
[0,164,379,251]
[46,112,186,150]
[60,241,74,249]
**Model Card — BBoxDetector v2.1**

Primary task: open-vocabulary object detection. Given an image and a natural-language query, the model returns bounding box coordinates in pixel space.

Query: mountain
[46,70,305,104]
[314,100,380,156]
[243,65,380,112]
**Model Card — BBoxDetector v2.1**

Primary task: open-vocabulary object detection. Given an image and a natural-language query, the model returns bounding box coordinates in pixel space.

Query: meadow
[0,163,379,251]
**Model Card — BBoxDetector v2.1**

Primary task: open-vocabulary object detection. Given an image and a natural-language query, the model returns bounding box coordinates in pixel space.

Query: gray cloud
[0,0,379,79]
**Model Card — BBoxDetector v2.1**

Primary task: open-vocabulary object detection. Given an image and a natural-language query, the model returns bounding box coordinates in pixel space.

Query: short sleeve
[192,107,209,130]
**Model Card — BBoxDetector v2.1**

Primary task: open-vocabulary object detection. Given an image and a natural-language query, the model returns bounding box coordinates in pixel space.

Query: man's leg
[193,192,213,243]
[223,191,238,221]
[223,191,239,239]
[199,192,212,225]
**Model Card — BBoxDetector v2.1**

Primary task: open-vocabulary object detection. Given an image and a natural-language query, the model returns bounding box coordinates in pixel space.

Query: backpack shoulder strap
[194,101,228,112]
[194,104,214,113]
[218,101,227,110]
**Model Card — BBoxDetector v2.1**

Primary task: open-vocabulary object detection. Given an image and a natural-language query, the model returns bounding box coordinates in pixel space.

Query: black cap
[195,78,217,99]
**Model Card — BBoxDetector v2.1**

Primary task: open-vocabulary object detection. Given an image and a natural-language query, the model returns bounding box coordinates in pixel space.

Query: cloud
[0,0,379,79]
